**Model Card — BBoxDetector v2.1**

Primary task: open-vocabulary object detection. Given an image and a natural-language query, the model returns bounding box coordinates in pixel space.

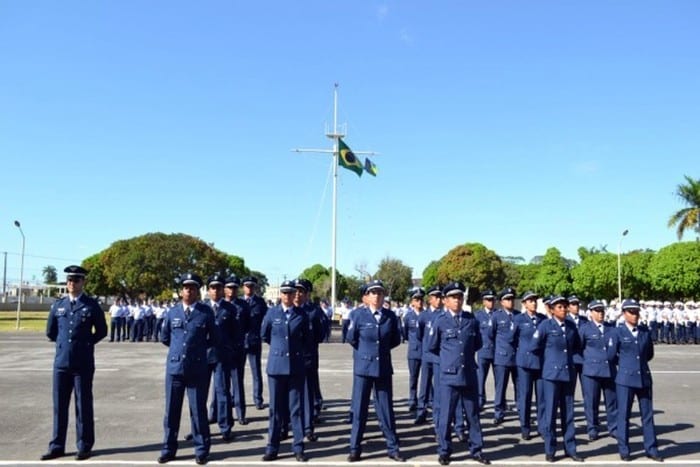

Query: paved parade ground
[1,332,699,466]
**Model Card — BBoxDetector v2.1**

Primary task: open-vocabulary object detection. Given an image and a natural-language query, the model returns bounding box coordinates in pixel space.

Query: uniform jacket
[428,311,482,387]
[46,294,108,371]
[607,324,654,388]
[474,308,496,361]
[161,301,218,378]
[261,305,309,376]
[302,302,326,366]
[348,306,401,378]
[514,312,546,370]
[244,294,268,349]
[534,318,582,383]
[567,314,589,365]
[579,320,616,378]
[490,308,520,366]
[418,308,443,364]
[205,299,245,366]
[402,309,423,360]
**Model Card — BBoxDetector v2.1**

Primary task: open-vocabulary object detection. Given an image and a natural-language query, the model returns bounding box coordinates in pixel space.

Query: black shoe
[40,450,64,461]
[456,432,467,442]
[388,453,405,462]
[305,432,318,442]
[347,452,361,462]
[569,454,584,462]
[256,403,265,410]
[75,451,91,461]
[221,431,234,442]
[473,454,491,465]
[262,453,278,461]
[414,414,427,425]
[546,454,555,463]
[313,415,322,424]
[588,432,599,441]
[238,418,248,425]
[195,455,208,465]
[184,433,193,441]
[295,452,308,462]
[408,404,417,412]
[280,430,289,440]
[493,417,504,426]
[521,433,531,441]
[208,417,216,424]
[438,455,451,465]
[647,454,664,462]
[620,454,632,462]
[157,453,176,464]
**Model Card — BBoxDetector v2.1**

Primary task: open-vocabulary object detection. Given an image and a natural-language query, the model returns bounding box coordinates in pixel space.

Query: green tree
[436,243,506,293]
[570,252,617,301]
[421,260,440,288]
[375,256,413,303]
[82,253,111,297]
[514,263,540,295]
[42,265,58,284]
[533,247,572,296]
[226,255,250,278]
[623,249,655,300]
[668,175,700,240]
[341,275,364,304]
[649,242,700,299]
[299,264,332,302]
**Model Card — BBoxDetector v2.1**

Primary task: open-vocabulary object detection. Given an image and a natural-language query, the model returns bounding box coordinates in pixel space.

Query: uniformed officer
[428,281,491,466]
[402,286,425,412]
[474,289,496,412]
[347,279,404,463]
[205,273,239,442]
[566,295,587,395]
[579,299,617,441]
[41,266,107,461]
[260,280,310,462]
[513,291,546,441]
[293,278,325,442]
[109,298,123,342]
[415,285,443,426]
[490,287,519,426]
[607,299,663,462]
[534,295,583,463]
[158,273,218,465]
[242,276,268,410]
[223,275,251,425]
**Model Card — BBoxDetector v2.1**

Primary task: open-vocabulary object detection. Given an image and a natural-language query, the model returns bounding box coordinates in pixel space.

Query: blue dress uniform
[513,292,546,440]
[402,287,425,411]
[474,289,496,411]
[44,266,107,460]
[160,274,219,463]
[566,295,588,394]
[607,299,662,462]
[428,282,490,466]
[260,281,310,460]
[415,295,443,425]
[347,280,403,462]
[533,296,583,462]
[579,301,617,440]
[490,287,519,424]
[242,276,268,410]
[223,276,251,424]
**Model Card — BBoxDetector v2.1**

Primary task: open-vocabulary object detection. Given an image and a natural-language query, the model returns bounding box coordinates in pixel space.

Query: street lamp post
[14,221,25,330]
[617,229,629,306]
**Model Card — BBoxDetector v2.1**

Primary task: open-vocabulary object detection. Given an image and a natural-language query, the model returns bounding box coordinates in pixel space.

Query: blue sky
[1,1,698,287]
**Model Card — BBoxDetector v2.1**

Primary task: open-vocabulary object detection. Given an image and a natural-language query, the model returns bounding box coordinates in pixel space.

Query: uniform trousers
[230,357,247,420]
[516,367,544,437]
[162,373,210,458]
[266,374,304,455]
[616,384,659,458]
[542,379,577,457]
[109,317,123,342]
[246,345,264,406]
[476,357,493,410]
[416,359,436,417]
[581,374,617,437]
[213,362,234,434]
[493,364,517,420]
[436,383,483,457]
[49,368,95,454]
[303,362,321,434]
[406,358,421,408]
[349,374,400,456]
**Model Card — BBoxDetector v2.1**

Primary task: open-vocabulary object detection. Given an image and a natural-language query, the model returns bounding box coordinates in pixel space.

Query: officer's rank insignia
[608,337,613,347]
[429,327,434,336]
[488,319,492,327]
[533,330,539,339]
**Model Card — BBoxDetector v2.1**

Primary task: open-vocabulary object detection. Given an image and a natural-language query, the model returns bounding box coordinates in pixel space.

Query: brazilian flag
[364,157,378,176]
[338,138,363,177]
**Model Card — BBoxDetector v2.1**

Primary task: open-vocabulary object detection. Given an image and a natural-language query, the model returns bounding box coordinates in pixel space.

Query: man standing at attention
[41,265,107,461]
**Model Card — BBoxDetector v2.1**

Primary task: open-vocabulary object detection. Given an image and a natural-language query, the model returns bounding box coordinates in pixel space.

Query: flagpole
[330,85,339,314]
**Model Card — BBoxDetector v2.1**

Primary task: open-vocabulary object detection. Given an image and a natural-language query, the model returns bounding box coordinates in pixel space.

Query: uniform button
[564,349,567,352]
[460,353,464,356]
[285,336,288,340]
[376,340,379,343]
[286,353,289,356]
[68,339,72,342]
[636,356,640,359]
[376,357,379,360]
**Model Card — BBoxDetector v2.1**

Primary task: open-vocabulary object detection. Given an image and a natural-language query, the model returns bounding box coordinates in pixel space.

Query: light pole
[617,229,629,306]
[14,220,25,330]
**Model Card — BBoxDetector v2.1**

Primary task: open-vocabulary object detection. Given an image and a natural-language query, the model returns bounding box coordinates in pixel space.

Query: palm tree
[42,265,58,284]
[668,175,700,240]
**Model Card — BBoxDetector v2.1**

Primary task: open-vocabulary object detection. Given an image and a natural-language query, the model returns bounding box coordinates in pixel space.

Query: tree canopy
[668,175,700,240]
[375,256,413,302]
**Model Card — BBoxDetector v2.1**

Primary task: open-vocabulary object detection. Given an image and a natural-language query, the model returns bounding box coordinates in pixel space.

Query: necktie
[374,311,381,322]
[598,324,604,334]
[185,307,191,319]
[70,300,76,308]
[531,316,537,326]
[455,314,461,326]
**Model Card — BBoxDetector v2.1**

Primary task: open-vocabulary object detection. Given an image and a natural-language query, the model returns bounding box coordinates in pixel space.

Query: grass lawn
[0,311,110,332]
